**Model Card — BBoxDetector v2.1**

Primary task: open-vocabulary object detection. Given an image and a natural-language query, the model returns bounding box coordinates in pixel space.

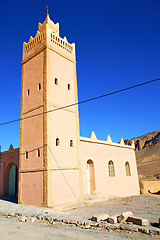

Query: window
[125,162,131,176]
[56,138,60,146]
[55,78,58,85]
[27,89,30,96]
[38,83,41,91]
[70,140,73,147]
[108,160,115,177]
[25,151,28,159]
[68,84,71,90]
[37,149,40,157]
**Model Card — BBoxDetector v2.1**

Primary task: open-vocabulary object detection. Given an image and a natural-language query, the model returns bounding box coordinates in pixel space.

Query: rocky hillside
[125,130,160,151]
[125,130,160,176]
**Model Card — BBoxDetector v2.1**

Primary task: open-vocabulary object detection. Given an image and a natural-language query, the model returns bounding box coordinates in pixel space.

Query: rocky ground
[0,216,158,240]
[0,194,160,239]
[69,194,160,223]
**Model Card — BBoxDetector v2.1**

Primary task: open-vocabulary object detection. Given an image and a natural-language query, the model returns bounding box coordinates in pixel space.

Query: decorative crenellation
[50,33,74,53]
[23,14,74,55]
[90,131,97,141]
[23,30,46,53]
[120,138,125,145]
[106,135,112,143]
[80,131,135,149]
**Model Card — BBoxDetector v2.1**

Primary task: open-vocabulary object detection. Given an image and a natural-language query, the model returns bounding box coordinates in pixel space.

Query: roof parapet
[90,131,97,141]
[106,135,112,143]
[9,144,14,151]
[120,138,125,145]
[38,14,59,35]
[131,140,135,148]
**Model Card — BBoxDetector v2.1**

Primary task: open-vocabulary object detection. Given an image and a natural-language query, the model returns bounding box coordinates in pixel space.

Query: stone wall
[139,180,160,194]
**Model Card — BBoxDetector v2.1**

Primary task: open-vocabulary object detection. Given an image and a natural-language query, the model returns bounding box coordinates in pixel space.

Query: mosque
[0,12,140,206]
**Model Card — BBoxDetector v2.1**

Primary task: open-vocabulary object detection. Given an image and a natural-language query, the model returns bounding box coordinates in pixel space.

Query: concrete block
[117,211,133,223]
[91,213,109,222]
[127,216,149,226]
[107,215,117,224]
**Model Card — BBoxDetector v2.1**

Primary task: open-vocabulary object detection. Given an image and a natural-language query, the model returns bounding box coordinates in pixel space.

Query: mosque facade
[0,13,140,206]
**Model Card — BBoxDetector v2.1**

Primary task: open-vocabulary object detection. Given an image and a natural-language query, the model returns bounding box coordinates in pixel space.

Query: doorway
[8,163,18,196]
[87,160,95,195]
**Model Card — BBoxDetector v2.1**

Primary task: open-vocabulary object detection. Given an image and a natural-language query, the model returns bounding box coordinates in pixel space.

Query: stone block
[149,229,158,235]
[109,224,118,230]
[143,229,150,234]
[70,220,78,225]
[77,221,82,225]
[120,225,132,231]
[130,226,139,232]
[19,216,26,222]
[91,213,109,222]
[30,217,36,222]
[107,215,117,224]
[117,211,133,223]
[84,225,91,229]
[127,216,149,226]
[90,222,99,227]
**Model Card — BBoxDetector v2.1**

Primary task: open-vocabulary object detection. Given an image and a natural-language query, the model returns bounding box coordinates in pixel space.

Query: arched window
[37,149,40,157]
[55,78,58,85]
[68,84,71,90]
[27,89,30,96]
[56,138,60,146]
[38,83,41,90]
[87,159,95,195]
[125,162,131,176]
[25,151,28,159]
[108,160,115,177]
[70,140,73,147]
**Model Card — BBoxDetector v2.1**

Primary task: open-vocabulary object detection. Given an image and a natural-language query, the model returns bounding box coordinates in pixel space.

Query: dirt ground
[68,194,160,224]
[0,194,160,239]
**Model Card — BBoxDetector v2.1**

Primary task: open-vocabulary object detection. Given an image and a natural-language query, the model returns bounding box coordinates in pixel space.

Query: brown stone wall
[140,180,160,194]
[0,146,19,196]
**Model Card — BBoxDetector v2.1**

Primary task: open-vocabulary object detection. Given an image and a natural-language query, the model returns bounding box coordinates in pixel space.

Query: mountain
[124,130,160,177]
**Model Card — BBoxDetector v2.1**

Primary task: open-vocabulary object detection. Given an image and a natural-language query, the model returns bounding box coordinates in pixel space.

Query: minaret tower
[19,10,83,206]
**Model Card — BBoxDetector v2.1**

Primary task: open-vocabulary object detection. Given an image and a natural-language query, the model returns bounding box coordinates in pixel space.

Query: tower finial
[46,5,49,16]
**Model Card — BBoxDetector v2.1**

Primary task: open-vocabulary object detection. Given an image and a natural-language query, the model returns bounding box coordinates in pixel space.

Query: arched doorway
[8,163,18,196]
[87,160,95,195]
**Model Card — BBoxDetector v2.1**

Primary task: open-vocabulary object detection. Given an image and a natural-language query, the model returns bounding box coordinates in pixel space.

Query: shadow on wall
[148,190,160,195]
[139,179,160,195]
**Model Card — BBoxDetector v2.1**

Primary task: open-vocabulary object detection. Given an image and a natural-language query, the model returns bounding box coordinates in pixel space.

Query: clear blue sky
[0,0,160,151]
